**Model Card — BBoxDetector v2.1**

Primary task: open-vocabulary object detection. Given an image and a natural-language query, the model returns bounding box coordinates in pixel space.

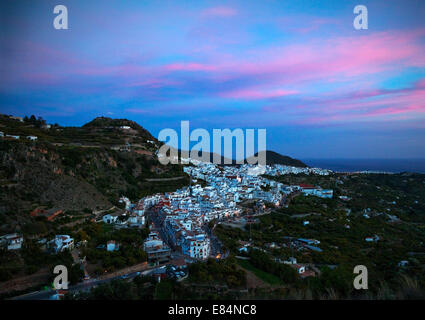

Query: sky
[1,0,425,159]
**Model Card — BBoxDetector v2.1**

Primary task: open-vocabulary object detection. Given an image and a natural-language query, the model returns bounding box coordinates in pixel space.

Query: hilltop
[82,116,157,143]
[0,114,159,149]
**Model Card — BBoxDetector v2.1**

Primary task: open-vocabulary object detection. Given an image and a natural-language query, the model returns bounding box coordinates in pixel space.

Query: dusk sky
[1,0,425,159]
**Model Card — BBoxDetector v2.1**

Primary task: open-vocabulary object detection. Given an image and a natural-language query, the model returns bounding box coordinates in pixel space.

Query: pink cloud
[163,62,217,72]
[199,29,425,88]
[13,29,424,93]
[275,15,342,35]
[300,81,425,124]
[295,18,341,34]
[258,77,425,126]
[125,78,182,88]
[201,6,237,17]
[4,27,425,125]
[220,88,298,100]
[363,104,425,117]
[262,104,305,113]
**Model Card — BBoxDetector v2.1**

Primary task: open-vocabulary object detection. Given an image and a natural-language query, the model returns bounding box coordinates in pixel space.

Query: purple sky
[1,0,425,158]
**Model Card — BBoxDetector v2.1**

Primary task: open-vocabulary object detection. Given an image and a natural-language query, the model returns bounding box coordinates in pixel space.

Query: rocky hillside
[0,115,187,234]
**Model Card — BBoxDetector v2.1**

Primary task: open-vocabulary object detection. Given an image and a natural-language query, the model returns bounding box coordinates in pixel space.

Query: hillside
[0,115,159,149]
[0,114,188,235]
[0,114,306,235]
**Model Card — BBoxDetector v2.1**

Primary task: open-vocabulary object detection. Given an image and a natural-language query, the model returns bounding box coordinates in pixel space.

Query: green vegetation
[66,276,155,300]
[66,276,204,300]
[215,172,425,298]
[188,258,246,288]
[80,222,149,273]
[0,240,82,283]
[248,249,298,284]
[237,259,283,285]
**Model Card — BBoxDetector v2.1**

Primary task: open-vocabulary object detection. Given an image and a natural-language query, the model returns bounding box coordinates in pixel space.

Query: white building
[283,257,297,265]
[102,214,118,224]
[6,134,19,140]
[26,135,38,141]
[315,189,333,198]
[107,240,119,251]
[182,234,210,260]
[398,260,409,267]
[365,235,380,242]
[292,264,306,274]
[0,233,24,250]
[144,232,165,251]
[299,184,333,198]
[119,196,132,211]
[10,116,24,122]
[49,235,74,253]
[128,214,145,226]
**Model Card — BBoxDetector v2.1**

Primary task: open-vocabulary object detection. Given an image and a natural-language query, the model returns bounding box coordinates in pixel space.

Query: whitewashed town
[96,160,334,263]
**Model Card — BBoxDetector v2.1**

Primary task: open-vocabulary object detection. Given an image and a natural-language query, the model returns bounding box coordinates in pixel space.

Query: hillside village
[98,159,334,263]
[1,113,425,300]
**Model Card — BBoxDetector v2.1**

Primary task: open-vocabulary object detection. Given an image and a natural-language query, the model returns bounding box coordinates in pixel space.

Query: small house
[0,233,24,250]
[107,240,119,251]
[102,214,118,224]
[291,264,306,274]
[6,134,19,140]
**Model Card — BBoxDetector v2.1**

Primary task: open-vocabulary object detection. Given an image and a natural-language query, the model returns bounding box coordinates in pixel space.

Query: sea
[301,159,425,174]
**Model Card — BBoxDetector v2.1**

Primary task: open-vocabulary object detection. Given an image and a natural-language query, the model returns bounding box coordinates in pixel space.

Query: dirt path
[97,262,150,280]
[0,268,50,295]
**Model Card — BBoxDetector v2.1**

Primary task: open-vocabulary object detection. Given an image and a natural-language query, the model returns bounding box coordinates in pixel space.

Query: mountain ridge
[246,150,307,167]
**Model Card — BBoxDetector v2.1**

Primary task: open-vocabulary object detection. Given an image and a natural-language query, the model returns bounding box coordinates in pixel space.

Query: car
[120,274,129,279]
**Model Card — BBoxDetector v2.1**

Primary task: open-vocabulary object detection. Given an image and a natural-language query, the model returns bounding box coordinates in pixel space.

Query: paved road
[10,266,160,300]
[203,222,223,258]
[147,208,226,260]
